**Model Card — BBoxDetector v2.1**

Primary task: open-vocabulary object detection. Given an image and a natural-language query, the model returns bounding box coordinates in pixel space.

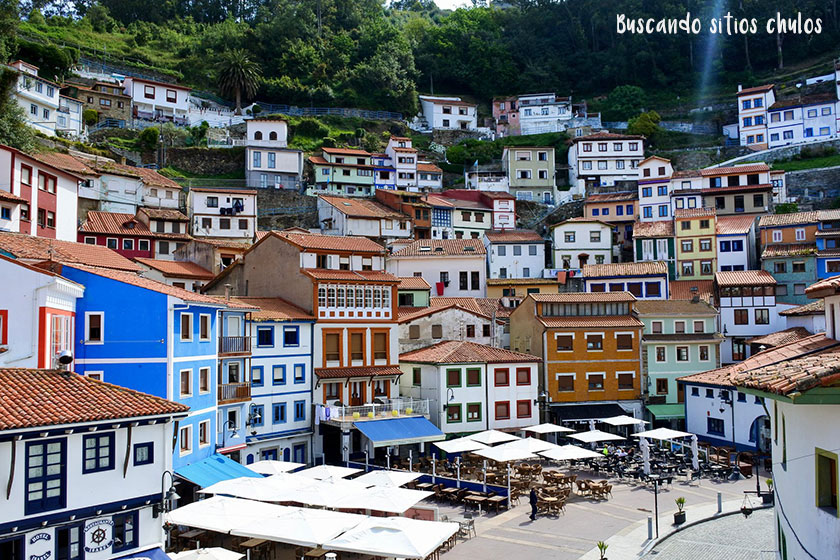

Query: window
[676,346,689,362]
[586,334,603,350]
[588,374,605,390]
[495,401,511,420]
[774,262,787,274]
[516,400,532,418]
[494,368,510,386]
[133,442,154,466]
[794,283,806,295]
[199,367,210,393]
[466,368,481,387]
[699,345,709,361]
[617,373,634,390]
[656,378,669,394]
[85,312,103,343]
[556,335,573,352]
[612,333,632,350]
[251,365,263,387]
[792,261,806,273]
[701,261,713,275]
[144,85,155,98]
[273,365,286,385]
[112,512,137,552]
[707,418,725,436]
[179,369,192,397]
[25,439,66,514]
[446,404,461,423]
[651,321,663,334]
[466,403,482,422]
[206,196,219,208]
[655,347,666,362]
[681,240,693,252]
[294,400,306,421]
[734,309,749,325]
[257,326,273,347]
[431,324,443,339]
[273,403,287,423]
[700,238,711,252]
[447,369,461,387]
[516,367,531,385]
[180,312,192,341]
[373,332,387,361]
[776,284,788,296]
[681,262,694,276]
[755,308,770,324]
[325,333,340,363]
[733,338,747,361]
[564,231,575,243]
[412,367,422,386]
[82,433,114,474]
[816,448,839,514]
[674,321,686,334]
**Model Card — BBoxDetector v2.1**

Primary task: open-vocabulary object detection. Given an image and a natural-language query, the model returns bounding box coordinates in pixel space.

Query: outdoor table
[442,487,459,497]
[464,494,486,511]
[415,482,434,490]
[305,548,329,558]
[179,529,206,548]
[241,538,268,548]
[486,495,507,513]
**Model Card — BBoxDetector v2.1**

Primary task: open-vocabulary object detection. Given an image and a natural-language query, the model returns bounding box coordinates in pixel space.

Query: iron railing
[219,336,251,355]
[218,382,251,403]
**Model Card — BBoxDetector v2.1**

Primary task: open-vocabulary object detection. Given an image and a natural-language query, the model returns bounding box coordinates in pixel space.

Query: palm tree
[216,49,262,115]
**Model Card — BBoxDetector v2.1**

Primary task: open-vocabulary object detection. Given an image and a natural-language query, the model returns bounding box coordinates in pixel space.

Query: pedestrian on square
[529,487,538,521]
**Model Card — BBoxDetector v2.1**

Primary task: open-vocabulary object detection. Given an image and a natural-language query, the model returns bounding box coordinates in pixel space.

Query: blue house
[816,210,840,279]
[59,264,251,473]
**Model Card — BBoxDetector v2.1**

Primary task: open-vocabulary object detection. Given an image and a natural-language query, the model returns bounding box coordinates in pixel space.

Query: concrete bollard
[717,492,722,513]
[647,516,653,540]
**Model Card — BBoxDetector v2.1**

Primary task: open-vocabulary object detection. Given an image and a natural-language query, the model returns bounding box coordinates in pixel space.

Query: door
[349,381,365,406]
[543,192,552,204]
[261,448,278,461]
[657,238,669,260]
[227,315,241,337]
[293,443,307,463]
[283,447,291,461]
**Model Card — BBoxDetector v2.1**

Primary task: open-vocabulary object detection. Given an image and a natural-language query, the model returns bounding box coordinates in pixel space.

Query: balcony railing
[325,398,430,424]
[218,382,251,404]
[219,336,251,355]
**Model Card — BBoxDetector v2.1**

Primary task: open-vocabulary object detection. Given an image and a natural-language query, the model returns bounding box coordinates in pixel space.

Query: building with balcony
[716,214,758,272]
[633,220,676,279]
[484,229,545,280]
[310,147,375,197]
[64,80,132,124]
[583,191,637,250]
[464,166,510,192]
[245,118,304,190]
[675,208,718,281]
[187,187,257,241]
[517,93,573,136]
[568,132,644,198]
[7,60,60,136]
[375,189,430,239]
[0,367,188,560]
[56,95,85,138]
[399,341,539,434]
[583,261,668,300]
[418,95,478,131]
[387,239,486,298]
[124,77,191,125]
[317,195,412,241]
[502,146,557,204]
[550,217,613,272]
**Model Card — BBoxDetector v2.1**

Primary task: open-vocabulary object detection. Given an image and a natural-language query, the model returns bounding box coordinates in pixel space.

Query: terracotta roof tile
[635,300,718,316]
[769,93,837,110]
[0,190,27,203]
[392,147,417,153]
[398,276,431,290]
[484,229,543,243]
[275,231,385,254]
[529,292,636,303]
[583,261,667,278]
[135,258,214,280]
[585,192,637,203]
[672,170,701,178]
[0,232,140,271]
[633,220,674,238]
[315,366,403,379]
[818,209,840,221]
[321,147,371,156]
[747,327,813,348]
[319,196,406,219]
[758,211,819,228]
[79,211,192,241]
[716,214,756,235]
[0,368,188,430]
[572,131,644,142]
[669,280,714,302]
[224,297,314,321]
[400,340,539,364]
[715,270,776,286]
[779,299,824,316]
[538,315,643,328]
[138,208,189,221]
[761,244,817,258]
[417,162,443,173]
[301,269,399,282]
[675,208,716,219]
[31,152,97,176]
[392,239,485,257]
[700,164,770,176]
[552,217,612,228]
[805,274,840,296]
[431,297,508,319]
[736,84,775,96]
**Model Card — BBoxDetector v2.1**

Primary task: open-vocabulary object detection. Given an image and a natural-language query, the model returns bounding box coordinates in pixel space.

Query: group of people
[602,444,633,458]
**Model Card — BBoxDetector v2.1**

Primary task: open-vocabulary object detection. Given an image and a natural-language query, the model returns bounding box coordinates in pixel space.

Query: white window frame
[85,311,104,344]
[179,425,193,456]
[199,313,211,341]
[772,230,783,243]
[84,236,97,244]
[180,312,193,342]
[655,346,667,362]
[106,237,118,249]
[199,367,211,394]
[198,420,211,447]
[180,368,192,397]
[84,371,104,381]
[795,228,806,241]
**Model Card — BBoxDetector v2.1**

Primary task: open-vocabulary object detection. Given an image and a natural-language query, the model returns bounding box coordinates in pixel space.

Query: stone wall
[256,189,319,231]
[164,147,246,175]
[786,165,840,203]
[604,121,718,135]
[718,138,840,166]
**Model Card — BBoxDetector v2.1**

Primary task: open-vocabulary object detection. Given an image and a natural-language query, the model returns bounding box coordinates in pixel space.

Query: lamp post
[649,473,661,538]
[533,390,550,424]
[246,403,262,437]
[152,470,180,519]
[219,419,238,451]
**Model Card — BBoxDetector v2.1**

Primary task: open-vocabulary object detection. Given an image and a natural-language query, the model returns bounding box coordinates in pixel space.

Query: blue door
[262,449,278,461]
[246,454,255,465]
[293,443,306,464]
[283,447,291,461]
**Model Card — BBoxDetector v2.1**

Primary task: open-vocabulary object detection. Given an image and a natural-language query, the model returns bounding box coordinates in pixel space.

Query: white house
[187,187,257,241]
[767,94,837,148]
[123,77,191,125]
[399,341,539,434]
[779,299,826,334]
[385,136,419,190]
[135,258,214,292]
[550,217,613,271]
[8,60,60,136]
[583,261,669,300]
[716,214,757,272]
[387,239,487,297]
[397,301,504,353]
[484,229,545,279]
[0,367,189,560]
[245,118,304,190]
[417,162,444,191]
[417,95,478,131]
[567,132,644,198]
[638,156,673,222]
[317,195,412,241]
[57,95,85,139]
[227,296,315,465]
[517,93,572,136]
[736,84,775,149]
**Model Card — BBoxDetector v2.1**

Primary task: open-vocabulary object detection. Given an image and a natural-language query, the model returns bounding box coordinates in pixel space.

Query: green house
[633,221,676,280]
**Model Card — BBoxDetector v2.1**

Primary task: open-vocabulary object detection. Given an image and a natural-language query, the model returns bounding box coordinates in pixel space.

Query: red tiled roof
[484,229,543,243]
[805,274,840,297]
[818,209,840,221]
[275,230,385,254]
[716,270,776,287]
[529,292,636,303]
[736,84,774,96]
[431,297,509,319]
[138,208,189,221]
[758,211,819,228]
[675,208,716,219]
[392,239,486,257]
[552,216,612,228]
[537,315,643,328]
[417,162,443,173]
[779,299,824,316]
[0,232,140,271]
[321,147,371,156]
[700,164,770,176]
[315,366,403,379]
[635,299,717,316]
[135,258,214,280]
[31,152,98,176]
[761,244,817,258]
[319,196,406,219]
[301,269,399,283]
[672,170,701,178]
[585,192,638,203]
[572,131,644,142]
[79,211,192,241]
[716,214,756,235]
[400,340,538,364]
[747,327,813,348]
[669,280,714,302]
[189,187,256,195]
[398,276,431,290]
[583,261,667,278]
[392,147,417,152]
[768,93,838,110]
[633,220,674,238]
[0,190,27,203]
[734,344,840,395]
[0,368,188,430]
[701,183,773,195]
[225,297,314,321]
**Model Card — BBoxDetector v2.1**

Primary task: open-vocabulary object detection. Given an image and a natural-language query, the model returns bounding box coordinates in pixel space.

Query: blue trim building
[816,211,840,279]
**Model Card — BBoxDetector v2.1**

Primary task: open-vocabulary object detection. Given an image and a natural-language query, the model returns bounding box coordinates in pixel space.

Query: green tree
[139,127,159,150]
[603,86,647,121]
[83,109,98,126]
[0,69,36,151]
[627,111,661,138]
[216,48,262,115]
[0,0,18,63]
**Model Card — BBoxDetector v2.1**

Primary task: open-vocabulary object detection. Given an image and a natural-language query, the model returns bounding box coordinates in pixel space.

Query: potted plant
[674,497,686,525]
[762,479,774,504]
[596,541,608,560]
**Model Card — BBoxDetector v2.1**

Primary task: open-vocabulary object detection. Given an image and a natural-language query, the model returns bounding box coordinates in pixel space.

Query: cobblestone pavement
[644,507,775,560]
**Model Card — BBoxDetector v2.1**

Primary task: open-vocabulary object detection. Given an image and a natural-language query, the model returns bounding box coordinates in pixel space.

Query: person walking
[529,487,538,521]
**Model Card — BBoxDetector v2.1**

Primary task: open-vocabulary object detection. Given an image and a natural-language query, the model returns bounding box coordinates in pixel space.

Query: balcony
[218,382,251,404]
[323,398,430,426]
[219,336,251,356]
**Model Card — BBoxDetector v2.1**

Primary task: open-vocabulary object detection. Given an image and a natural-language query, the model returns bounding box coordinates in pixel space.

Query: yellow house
[675,208,717,280]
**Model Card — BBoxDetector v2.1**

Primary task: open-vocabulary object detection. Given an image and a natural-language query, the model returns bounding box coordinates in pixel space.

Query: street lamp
[533,390,550,424]
[152,470,180,518]
[219,419,238,450]
[246,403,262,436]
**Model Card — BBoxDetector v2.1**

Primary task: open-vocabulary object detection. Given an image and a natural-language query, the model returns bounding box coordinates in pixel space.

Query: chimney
[737,84,743,93]
[690,286,700,303]
[225,283,231,301]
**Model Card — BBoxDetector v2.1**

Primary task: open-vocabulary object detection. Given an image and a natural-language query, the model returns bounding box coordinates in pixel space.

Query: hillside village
[3,3,840,560]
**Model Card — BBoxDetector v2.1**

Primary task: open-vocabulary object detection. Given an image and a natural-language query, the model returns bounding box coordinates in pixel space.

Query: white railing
[328,398,430,422]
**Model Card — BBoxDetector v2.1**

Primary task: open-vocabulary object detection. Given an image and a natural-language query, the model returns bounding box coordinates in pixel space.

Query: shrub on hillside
[139,127,159,150]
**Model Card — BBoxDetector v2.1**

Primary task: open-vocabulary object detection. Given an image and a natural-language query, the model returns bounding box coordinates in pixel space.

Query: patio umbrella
[568,430,625,444]
[691,434,700,470]
[539,444,602,461]
[354,470,422,488]
[434,436,489,454]
[640,437,651,475]
[599,415,648,427]
[632,427,692,441]
[322,516,459,560]
[281,476,368,507]
[169,548,243,560]
[523,423,576,435]
[198,475,296,502]
[465,429,520,446]
[246,460,305,475]
[588,419,596,432]
[473,445,537,463]
[331,486,433,513]
[499,437,559,454]
[296,464,362,480]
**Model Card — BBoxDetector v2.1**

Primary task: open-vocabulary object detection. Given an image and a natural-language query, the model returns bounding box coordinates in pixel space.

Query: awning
[217,443,247,454]
[113,548,169,560]
[646,404,685,420]
[355,417,444,447]
[551,403,626,422]
[176,453,261,488]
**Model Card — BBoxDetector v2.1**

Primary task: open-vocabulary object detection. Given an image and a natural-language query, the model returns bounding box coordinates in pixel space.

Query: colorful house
[309,147,375,197]
[550,217,613,271]
[633,220,676,279]
[715,214,757,272]
[675,208,717,280]
[583,261,668,300]
[815,209,840,279]
[502,146,557,204]
[583,191,637,250]
[637,156,673,222]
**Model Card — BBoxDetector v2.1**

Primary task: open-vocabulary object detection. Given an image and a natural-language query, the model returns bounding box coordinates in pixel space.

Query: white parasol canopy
[472,445,537,463]
[499,437,559,454]
[633,427,692,441]
[354,470,422,488]
[523,423,576,434]
[600,415,649,427]
[331,486,432,513]
[465,429,521,446]
[640,437,651,475]
[568,430,625,443]
[322,516,459,560]
[280,476,368,507]
[539,444,602,461]
[433,436,489,454]
[169,548,243,560]
[296,464,362,480]
[691,434,700,470]
[198,474,311,502]
[246,460,305,475]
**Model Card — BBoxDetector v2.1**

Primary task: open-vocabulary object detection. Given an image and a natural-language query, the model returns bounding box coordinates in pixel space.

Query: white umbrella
[331,486,433,513]
[499,437,559,454]
[600,415,649,427]
[633,427,692,441]
[465,429,520,445]
[523,423,575,434]
[640,437,651,475]
[568,430,625,444]
[170,549,243,560]
[539,444,602,461]
[473,445,537,463]
[322,516,459,559]
[434,436,489,454]
[281,476,368,507]
[588,419,596,432]
[354,470,422,488]
[198,475,295,502]
[246,460,305,475]
[296,464,362,480]
[691,434,700,470]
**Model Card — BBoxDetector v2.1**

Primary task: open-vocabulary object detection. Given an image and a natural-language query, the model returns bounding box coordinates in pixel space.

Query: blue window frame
[658,205,668,217]
[252,365,264,387]
[641,187,652,197]
[272,365,286,385]
[742,100,750,110]
[657,186,668,196]
[253,151,261,167]
[602,208,609,216]
[82,433,114,473]
[273,403,287,424]
[294,400,306,421]
[252,405,265,427]
[616,205,624,216]
[133,442,154,466]
[294,364,305,384]
[643,207,653,218]
[720,240,731,252]
[592,208,599,216]
[113,511,138,552]
[25,439,66,514]
[0,207,10,220]
[732,240,744,252]
[626,204,633,215]
[257,327,274,347]
[283,326,300,347]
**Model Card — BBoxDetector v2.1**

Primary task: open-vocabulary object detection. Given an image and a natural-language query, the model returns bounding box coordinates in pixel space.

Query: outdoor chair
[458,518,476,540]
[575,480,590,495]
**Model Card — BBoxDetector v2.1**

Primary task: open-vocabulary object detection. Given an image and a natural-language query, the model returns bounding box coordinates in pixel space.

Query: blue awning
[355,417,445,448]
[175,453,261,488]
[114,548,169,560]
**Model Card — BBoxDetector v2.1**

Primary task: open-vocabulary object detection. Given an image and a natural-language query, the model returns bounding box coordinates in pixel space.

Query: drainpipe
[309,321,315,465]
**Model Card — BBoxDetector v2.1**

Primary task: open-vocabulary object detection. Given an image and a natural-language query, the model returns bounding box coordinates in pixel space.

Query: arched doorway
[749,415,771,453]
